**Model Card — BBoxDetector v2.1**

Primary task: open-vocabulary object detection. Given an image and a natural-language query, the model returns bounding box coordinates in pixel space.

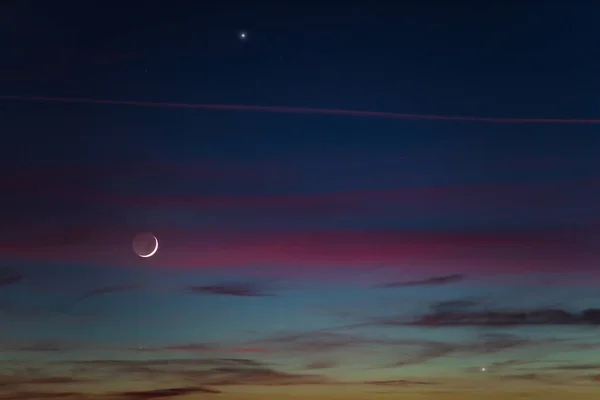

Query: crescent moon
[139,236,158,258]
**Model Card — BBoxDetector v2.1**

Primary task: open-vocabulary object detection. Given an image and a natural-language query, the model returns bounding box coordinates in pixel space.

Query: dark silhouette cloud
[0,371,93,398]
[408,307,600,327]
[112,386,220,398]
[380,274,465,288]
[364,379,434,386]
[129,343,267,355]
[0,391,81,399]
[371,304,600,327]
[188,282,273,297]
[498,373,567,385]
[543,363,600,371]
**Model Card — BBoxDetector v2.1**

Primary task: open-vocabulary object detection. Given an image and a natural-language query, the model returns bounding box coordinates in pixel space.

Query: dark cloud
[372,305,600,327]
[380,274,465,288]
[498,373,566,385]
[112,386,220,398]
[387,333,559,368]
[0,268,23,287]
[408,307,600,327]
[188,282,273,297]
[542,363,600,371]
[0,391,82,399]
[364,379,434,386]
[61,357,266,370]
[130,343,267,355]
[256,329,556,370]
[0,375,90,389]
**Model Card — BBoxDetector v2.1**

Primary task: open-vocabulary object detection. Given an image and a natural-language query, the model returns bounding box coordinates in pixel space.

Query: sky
[1,1,600,399]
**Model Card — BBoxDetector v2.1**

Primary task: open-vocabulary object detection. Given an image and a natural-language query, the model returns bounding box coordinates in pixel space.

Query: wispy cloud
[542,363,600,371]
[0,391,83,399]
[132,343,268,354]
[379,274,465,288]
[56,357,334,388]
[3,227,591,279]
[111,386,221,398]
[371,305,600,327]
[188,282,274,297]
[364,379,434,386]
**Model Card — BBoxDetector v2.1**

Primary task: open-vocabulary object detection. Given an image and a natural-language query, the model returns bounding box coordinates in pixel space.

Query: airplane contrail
[2,95,600,124]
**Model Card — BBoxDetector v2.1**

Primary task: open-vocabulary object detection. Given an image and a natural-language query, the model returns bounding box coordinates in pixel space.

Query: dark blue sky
[1,2,600,399]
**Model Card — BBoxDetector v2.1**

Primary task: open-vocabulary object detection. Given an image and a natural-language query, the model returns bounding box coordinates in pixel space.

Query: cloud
[364,379,434,386]
[0,370,93,396]
[0,391,82,399]
[111,386,220,398]
[132,343,268,354]
[1,226,594,278]
[256,331,465,368]
[188,282,273,297]
[0,268,23,287]
[371,304,600,328]
[380,274,465,288]
[254,329,559,370]
[497,373,570,386]
[542,363,600,371]
[408,307,600,327]
[58,357,333,388]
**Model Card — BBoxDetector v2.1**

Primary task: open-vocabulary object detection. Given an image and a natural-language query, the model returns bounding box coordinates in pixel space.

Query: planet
[133,232,158,258]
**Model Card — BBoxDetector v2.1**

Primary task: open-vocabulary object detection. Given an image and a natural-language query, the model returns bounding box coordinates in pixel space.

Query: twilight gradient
[1,108,599,400]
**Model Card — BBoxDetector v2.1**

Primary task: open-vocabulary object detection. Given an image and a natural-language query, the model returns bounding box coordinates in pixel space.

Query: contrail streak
[2,95,600,124]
